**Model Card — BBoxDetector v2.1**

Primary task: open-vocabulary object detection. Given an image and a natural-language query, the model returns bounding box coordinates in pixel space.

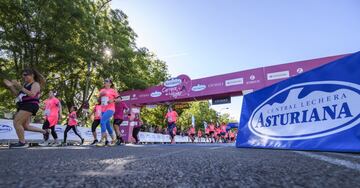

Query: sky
[111,0,360,121]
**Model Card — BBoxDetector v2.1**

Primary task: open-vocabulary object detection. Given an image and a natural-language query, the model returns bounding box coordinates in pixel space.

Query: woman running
[97,78,120,146]
[165,107,178,144]
[215,126,221,143]
[3,68,47,148]
[63,106,84,145]
[197,129,202,143]
[189,126,195,143]
[113,95,129,145]
[205,126,210,143]
[39,91,62,146]
[132,113,142,144]
[90,100,102,145]
[220,123,227,143]
[208,122,215,143]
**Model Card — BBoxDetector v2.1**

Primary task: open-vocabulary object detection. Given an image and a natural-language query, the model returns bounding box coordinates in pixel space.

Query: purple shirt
[114,101,129,120]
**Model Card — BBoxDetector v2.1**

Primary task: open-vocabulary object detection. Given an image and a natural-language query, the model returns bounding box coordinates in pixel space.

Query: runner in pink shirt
[97,78,121,147]
[132,113,142,144]
[215,126,221,143]
[197,129,202,143]
[205,126,210,143]
[189,127,195,143]
[208,123,215,143]
[165,106,178,144]
[39,91,62,146]
[113,96,129,145]
[89,100,102,145]
[63,106,84,145]
[220,123,227,143]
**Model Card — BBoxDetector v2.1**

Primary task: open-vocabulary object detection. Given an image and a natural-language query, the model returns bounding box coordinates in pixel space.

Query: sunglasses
[22,73,30,76]
[104,79,111,83]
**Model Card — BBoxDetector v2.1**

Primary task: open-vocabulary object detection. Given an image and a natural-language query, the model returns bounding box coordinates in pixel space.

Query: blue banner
[236,52,360,152]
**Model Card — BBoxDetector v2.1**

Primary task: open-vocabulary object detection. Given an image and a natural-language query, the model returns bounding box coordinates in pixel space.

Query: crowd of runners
[2,68,237,148]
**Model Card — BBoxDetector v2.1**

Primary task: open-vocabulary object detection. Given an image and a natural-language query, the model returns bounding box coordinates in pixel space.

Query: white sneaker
[39,141,49,147]
[51,142,61,147]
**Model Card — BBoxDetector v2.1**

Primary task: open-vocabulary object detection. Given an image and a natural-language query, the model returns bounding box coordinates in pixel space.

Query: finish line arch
[118,54,348,142]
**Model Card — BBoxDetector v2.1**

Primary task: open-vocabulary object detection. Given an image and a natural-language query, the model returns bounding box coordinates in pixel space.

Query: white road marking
[293,151,360,172]
[324,152,360,159]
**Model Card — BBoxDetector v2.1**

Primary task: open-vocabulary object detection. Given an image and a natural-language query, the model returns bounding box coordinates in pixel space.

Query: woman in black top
[3,68,47,148]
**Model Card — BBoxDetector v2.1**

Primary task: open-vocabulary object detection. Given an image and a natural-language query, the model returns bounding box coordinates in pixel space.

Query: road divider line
[293,151,360,172]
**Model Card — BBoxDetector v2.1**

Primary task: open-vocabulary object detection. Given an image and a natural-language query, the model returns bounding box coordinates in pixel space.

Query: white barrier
[0,119,206,143]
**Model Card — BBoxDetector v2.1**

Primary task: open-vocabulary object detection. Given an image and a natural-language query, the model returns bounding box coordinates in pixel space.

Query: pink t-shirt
[221,125,227,133]
[93,105,102,120]
[68,111,78,126]
[44,97,60,126]
[114,101,129,120]
[197,130,202,137]
[209,124,215,131]
[205,127,210,134]
[189,127,195,134]
[216,128,221,134]
[165,111,178,123]
[99,88,119,112]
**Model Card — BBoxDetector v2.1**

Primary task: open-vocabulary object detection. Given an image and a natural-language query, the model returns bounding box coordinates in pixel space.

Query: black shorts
[17,103,39,116]
[220,132,226,136]
[217,134,221,137]
[113,119,123,126]
[209,131,214,135]
[205,133,210,136]
[91,119,101,132]
[190,134,195,137]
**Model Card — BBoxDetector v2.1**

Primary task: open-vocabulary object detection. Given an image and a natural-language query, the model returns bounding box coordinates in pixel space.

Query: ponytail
[23,68,46,88]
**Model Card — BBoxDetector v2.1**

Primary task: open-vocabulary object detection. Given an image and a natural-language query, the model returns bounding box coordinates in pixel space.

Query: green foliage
[0,0,168,123]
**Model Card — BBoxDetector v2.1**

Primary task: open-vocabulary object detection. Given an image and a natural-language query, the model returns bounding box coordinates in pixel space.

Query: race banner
[237,52,360,152]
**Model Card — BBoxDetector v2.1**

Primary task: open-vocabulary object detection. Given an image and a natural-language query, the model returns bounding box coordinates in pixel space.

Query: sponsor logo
[225,78,244,86]
[208,82,223,88]
[249,81,360,140]
[139,94,149,98]
[191,84,206,92]
[121,95,130,101]
[267,70,290,80]
[250,75,256,80]
[121,129,125,134]
[150,91,162,98]
[0,124,12,133]
[164,78,182,88]
[297,68,304,74]
[55,127,63,133]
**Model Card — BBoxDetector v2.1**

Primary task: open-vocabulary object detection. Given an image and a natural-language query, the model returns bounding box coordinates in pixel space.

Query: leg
[72,127,83,140]
[91,120,100,141]
[23,118,46,134]
[13,110,31,143]
[100,110,114,142]
[63,125,71,143]
[50,126,58,140]
[42,120,50,141]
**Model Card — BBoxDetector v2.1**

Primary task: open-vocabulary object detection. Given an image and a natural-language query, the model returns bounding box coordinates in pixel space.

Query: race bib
[44,109,51,116]
[15,93,26,103]
[168,116,173,122]
[96,109,102,117]
[101,96,109,106]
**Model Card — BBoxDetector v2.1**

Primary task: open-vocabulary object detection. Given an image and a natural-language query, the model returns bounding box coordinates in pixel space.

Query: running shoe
[96,141,106,147]
[105,140,109,146]
[115,139,121,145]
[52,142,61,147]
[90,139,98,145]
[81,138,85,145]
[39,141,49,147]
[10,142,29,149]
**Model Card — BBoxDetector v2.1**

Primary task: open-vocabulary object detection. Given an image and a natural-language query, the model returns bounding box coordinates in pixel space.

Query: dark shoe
[105,140,109,146]
[10,142,29,149]
[116,139,121,145]
[90,139,98,145]
[81,138,85,145]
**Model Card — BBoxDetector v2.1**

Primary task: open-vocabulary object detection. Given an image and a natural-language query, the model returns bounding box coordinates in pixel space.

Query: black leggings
[42,120,58,140]
[63,125,83,143]
[132,127,141,143]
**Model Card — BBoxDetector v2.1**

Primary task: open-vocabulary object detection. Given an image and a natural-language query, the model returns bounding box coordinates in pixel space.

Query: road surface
[0,144,359,187]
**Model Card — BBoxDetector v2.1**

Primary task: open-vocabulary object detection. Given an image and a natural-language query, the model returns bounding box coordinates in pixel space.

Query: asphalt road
[0,143,360,188]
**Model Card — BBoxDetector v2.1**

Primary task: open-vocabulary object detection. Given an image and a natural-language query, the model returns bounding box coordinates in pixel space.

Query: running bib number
[96,109,102,118]
[44,109,51,116]
[101,96,109,106]
[167,116,173,122]
[15,93,27,103]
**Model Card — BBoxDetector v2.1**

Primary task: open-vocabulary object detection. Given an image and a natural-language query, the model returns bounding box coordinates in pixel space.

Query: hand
[3,79,13,87]
[11,80,22,90]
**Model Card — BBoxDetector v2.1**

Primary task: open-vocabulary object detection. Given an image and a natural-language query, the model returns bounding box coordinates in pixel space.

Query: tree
[0,0,168,124]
